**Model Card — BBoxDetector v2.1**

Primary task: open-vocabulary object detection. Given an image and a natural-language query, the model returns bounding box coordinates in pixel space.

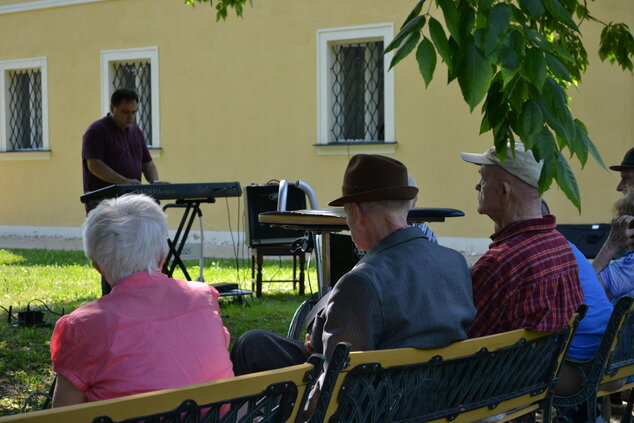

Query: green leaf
[484,3,511,55]
[554,151,581,211]
[574,119,606,169]
[545,53,572,82]
[385,15,426,54]
[519,0,545,19]
[528,126,557,162]
[525,29,553,52]
[539,78,575,142]
[521,48,547,91]
[438,0,462,46]
[401,0,427,29]
[508,77,527,112]
[494,45,521,69]
[500,68,517,87]
[551,44,575,64]
[569,123,588,166]
[480,116,491,134]
[519,100,543,139]
[599,23,634,72]
[459,6,476,46]
[542,0,579,32]
[389,32,421,70]
[538,153,556,194]
[447,38,460,83]
[484,78,506,130]
[478,0,495,11]
[416,37,437,87]
[429,17,453,71]
[457,44,493,111]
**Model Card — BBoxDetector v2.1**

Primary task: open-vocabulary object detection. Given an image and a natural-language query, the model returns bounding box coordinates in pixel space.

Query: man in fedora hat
[460,142,582,338]
[230,154,475,374]
[592,147,634,279]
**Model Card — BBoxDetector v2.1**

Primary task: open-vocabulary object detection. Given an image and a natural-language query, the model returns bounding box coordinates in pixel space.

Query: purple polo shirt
[82,114,152,196]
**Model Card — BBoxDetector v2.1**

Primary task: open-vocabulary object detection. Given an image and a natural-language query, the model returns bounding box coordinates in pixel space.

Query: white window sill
[314,141,397,156]
[149,147,161,159]
[0,150,51,160]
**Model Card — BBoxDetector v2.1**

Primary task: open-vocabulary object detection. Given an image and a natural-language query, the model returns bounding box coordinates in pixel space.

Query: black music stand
[161,199,216,280]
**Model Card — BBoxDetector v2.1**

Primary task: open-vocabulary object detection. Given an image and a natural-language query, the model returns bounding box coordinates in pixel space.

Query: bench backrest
[0,355,324,423]
[554,295,634,409]
[312,319,579,423]
[601,296,634,386]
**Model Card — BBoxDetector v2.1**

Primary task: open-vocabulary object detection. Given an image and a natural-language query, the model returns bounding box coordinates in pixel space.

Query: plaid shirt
[468,215,582,338]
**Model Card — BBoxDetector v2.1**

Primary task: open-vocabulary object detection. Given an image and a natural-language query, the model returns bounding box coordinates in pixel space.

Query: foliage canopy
[185,0,633,210]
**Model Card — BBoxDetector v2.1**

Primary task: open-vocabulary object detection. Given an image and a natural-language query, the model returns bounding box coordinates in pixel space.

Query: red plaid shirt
[468,215,582,338]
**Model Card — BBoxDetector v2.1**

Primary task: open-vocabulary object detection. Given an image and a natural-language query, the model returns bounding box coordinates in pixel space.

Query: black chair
[553,296,634,423]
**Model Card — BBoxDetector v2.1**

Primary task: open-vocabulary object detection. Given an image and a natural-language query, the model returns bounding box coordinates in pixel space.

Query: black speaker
[556,223,611,259]
[245,184,307,247]
[329,233,364,287]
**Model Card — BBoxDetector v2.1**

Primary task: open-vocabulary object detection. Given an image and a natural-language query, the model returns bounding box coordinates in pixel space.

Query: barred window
[317,24,395,148]
[0,57,49,153]
[101,47,160,148]
[330,42,384,142]
[111,61,152,145]
[7,69,43,150]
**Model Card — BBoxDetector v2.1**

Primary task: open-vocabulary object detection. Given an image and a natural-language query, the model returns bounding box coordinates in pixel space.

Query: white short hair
[358,199,411,216]
[83,194,169,285]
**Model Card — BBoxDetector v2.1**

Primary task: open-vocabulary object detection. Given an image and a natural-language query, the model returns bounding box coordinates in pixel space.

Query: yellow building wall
[0,0,631,249]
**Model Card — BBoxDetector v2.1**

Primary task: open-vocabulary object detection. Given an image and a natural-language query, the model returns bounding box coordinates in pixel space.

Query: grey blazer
[310,227,476,358]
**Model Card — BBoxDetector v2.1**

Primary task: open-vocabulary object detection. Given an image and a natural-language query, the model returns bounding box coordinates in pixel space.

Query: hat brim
[460,152,497,165]
[610,165,634,171]
[328,186,419,207]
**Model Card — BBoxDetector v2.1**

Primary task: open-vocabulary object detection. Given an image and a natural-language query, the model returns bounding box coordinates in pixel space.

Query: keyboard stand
[162,198,216,280]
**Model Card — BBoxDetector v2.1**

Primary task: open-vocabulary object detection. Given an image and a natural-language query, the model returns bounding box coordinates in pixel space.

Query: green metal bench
[309,312,583,423]
[0,355,324,423]
[554,295,634,423]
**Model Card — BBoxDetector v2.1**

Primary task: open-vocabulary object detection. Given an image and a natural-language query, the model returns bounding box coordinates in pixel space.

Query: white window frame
[0,0,105,15]
[0,56,49,153]
[101,46,160,148]
[316,23,395,149]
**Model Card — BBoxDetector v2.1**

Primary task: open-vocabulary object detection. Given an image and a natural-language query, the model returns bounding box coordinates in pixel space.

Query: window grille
[7,69,43,150]
[330,41,384,143]
[112,61,152,145]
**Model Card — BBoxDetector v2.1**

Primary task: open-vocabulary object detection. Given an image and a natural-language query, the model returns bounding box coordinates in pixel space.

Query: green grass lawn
[0,249,317,416]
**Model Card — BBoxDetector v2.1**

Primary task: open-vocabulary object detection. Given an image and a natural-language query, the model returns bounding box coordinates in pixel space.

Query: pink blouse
[51,271,234,402]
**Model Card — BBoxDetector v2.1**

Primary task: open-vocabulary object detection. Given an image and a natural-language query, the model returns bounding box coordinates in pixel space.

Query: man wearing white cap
[460,142,582,338]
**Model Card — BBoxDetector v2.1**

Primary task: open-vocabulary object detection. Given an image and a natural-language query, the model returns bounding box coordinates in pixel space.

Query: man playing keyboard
[82,88,164,294]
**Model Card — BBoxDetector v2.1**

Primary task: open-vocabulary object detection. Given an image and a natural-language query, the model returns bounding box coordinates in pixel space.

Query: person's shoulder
[58,299,103,329]
[336,263,380,291]
[89,115,110,128]
[84,116,109,136]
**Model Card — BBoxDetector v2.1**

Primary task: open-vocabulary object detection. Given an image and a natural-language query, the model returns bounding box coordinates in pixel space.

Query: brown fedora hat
[610,147,634,171]
[328,154,419,206]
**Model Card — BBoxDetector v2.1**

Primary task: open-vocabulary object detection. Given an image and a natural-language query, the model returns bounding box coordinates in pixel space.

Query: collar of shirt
[489,215,557,246]
[111,270,169,292]
[105,113,129,133]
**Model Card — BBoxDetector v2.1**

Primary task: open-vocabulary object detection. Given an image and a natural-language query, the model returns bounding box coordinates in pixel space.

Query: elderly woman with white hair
[50,194,234,407]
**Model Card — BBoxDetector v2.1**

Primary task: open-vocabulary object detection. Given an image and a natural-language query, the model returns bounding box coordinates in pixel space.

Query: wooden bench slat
[0,357,324,423]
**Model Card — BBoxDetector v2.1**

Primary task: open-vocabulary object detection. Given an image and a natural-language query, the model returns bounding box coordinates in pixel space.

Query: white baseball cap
[460,142,543,189]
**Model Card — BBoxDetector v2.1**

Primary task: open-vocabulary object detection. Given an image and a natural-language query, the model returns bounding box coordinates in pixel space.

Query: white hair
[407,175,418,208]
[83,194,169,285]
[358,199,411,216]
